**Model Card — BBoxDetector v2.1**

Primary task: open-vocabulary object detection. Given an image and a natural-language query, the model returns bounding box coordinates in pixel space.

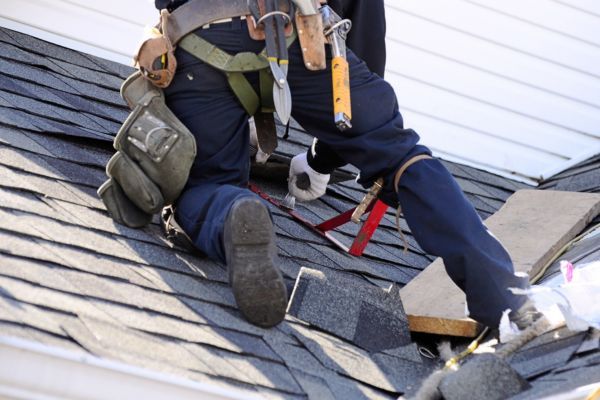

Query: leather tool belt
[135,0,326,88]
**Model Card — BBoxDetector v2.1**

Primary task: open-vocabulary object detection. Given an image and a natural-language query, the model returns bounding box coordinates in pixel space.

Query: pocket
[106,152,165,214]
[98,179,153,228]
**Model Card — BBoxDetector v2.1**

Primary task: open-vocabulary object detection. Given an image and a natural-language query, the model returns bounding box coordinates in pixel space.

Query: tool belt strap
[164,0,252,45]
[179,33,269,72]
[178,32,295,116]
[393,154,433,192]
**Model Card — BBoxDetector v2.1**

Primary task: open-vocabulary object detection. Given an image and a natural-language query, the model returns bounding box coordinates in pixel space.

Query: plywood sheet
[400,190,600,337]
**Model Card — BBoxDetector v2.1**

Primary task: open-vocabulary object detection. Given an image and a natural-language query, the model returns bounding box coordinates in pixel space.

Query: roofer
[100,0,536,329]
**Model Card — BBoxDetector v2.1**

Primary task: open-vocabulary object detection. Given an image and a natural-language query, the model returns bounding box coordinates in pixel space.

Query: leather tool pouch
[295,11,326,71]
[134,10,177,88]
[99,72,197,228]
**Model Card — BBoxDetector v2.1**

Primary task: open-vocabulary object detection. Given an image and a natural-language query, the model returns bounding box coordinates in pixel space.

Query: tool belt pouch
[116,72,196,203]
[106,151,164,214]
[98,72,196,228]
[134,11,177,88]
[98,179,153,228]
[295,11,326,71]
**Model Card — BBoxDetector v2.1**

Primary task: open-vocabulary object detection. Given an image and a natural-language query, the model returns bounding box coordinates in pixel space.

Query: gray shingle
[0,105,42,131]
[439,354,529,400]
[0,145,67,181]
[381,343,423,363]
[289,369,336,400]
[45,86,129,123]
[577,330,600,355]
[0,165,103,208]
[510,364,600,400]
[82,53,136,79]
[0,126,54,156]
[84,316,217,373]
[48,71,123,106]
[0,58,76,93]
[181,297,268,336]
[291,323,399,392]
[0,320,84,354]
[508,331,586,378]
[264,332,333,377]
[372,352,435,395]
[43,197,165,245]
[0,90,108,133]
[1,28,104,71]
[49,58,124,89]
[0,275,111,321]
[19,130,111,167]
[202,347,303,394]
[288,268,411,352]
[0,294,65,336]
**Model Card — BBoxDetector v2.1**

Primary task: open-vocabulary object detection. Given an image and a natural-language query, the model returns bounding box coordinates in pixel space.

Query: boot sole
[226,199,287,328]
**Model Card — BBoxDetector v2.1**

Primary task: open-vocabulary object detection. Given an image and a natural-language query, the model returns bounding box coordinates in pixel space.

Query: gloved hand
[288,152,331,201]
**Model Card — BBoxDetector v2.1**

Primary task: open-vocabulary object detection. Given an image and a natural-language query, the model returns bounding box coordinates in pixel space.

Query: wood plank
[400,189,600,337]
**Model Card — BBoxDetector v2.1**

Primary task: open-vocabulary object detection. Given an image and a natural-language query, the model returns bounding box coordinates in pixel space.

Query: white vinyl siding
[384,0,600,183]
[1,0,599,184]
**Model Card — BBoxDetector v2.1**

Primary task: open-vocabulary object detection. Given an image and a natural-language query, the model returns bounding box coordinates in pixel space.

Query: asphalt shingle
[288,268,411,352]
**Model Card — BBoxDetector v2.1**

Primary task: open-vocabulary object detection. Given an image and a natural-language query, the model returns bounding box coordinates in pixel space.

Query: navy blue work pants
[164,20,525,327]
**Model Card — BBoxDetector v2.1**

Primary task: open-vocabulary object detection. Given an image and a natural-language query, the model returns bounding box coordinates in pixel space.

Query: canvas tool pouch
[116,72,196,203]
[98,179,153,228]
[98,72,196,228]
[106,151,164,214]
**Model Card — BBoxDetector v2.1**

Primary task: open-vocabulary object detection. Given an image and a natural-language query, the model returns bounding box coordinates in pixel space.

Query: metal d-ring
[256,11,291,26]
[324,19,352,37]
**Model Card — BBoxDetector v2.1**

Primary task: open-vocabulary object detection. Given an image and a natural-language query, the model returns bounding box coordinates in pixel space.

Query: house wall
[385,1,600,183]
[1,0,599,183]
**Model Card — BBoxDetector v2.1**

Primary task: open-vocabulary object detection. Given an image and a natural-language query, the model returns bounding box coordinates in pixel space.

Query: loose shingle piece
[288,267,411,352]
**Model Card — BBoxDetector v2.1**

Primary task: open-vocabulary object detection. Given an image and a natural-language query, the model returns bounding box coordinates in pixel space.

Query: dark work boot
[223,197,287,328]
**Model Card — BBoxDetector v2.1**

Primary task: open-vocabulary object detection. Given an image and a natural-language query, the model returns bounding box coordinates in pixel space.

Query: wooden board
[400,189,600,337]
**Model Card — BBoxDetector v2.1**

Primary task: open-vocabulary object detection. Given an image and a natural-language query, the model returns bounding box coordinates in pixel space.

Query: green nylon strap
[225,71,261,115]
[179,33,269,72]
[178,31,296,116]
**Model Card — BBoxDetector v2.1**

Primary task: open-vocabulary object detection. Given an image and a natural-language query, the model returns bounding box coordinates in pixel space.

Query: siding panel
[385,0,600,182]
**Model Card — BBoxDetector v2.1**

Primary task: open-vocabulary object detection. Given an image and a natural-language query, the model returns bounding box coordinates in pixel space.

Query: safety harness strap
[393,154,433,192]
[392,154,432,253]
[179,33,269,72]
[178,32,296,116]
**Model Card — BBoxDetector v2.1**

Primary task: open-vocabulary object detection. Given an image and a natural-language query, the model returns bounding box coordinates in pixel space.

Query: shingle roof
[539,154,600,194]
[0,26,598,399]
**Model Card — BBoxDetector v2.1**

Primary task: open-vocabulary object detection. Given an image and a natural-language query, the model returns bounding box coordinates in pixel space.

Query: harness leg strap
[392,153,433,252]
[394,154,433,193]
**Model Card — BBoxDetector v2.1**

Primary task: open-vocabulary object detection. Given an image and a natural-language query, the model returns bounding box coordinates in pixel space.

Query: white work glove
[248,117,270,164]
[288,152,330,202]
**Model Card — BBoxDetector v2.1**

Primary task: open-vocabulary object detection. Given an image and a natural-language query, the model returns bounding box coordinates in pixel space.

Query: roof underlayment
[0,26,598,399]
